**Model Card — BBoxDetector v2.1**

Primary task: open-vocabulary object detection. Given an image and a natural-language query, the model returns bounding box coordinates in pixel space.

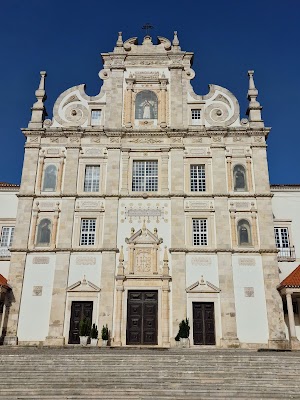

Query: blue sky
[1,0,299,184]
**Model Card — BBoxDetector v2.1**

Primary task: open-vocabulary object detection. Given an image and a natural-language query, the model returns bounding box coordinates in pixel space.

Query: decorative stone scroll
[185,200,214,211]
[32,286,43,296]
[191,256,212,266]
[76,200,104,211]
[230,201,255,212]
[47,148,60,155]
[76,256,96,266]
[185,147,210,157]
[33,257,50,264]
[122,204,166,223]
[238,258,256,266]
[244,287,254,297]
[82,148,103,157]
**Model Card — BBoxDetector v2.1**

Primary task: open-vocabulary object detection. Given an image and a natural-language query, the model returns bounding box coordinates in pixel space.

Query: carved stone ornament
[32,286,43,296]
[238,258,256,266]
[33,257,50,265]
[75,256,96,266]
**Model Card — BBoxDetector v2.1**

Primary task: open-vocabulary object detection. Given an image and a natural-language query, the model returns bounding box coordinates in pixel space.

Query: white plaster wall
[18,254,55,341]
[232,255,269,343]
[186,255,219,288]
[68,253,102,288]
[0,261,10,280]
[272,189,300,280]
[0,191,18,219]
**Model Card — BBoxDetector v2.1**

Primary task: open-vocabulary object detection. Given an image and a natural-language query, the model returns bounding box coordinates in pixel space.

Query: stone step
[0,348,299,399]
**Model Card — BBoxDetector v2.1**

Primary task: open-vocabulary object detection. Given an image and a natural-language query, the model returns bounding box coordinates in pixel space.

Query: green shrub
[101,324,109,340]
[90,323,98,339]
[178,318,190,339]
[79,318,91,337]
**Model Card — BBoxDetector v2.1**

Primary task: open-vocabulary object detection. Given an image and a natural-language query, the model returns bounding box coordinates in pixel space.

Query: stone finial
[154,227,158,237]
[116,32,123,47]
[163,246,169,276]
[172,31,181,50]
[117,246,125,276]
[163,246,168,263]
[246,70,264,128]
[28,71,48,128]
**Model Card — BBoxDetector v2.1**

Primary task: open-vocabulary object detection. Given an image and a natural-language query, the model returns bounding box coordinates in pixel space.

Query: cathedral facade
[2,32,292,348]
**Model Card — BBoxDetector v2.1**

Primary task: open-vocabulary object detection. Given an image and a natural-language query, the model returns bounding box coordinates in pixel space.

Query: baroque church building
[1,32,298,349]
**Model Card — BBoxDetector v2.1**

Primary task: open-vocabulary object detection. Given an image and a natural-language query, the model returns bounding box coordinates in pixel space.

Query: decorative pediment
[186,276,220,293]
[125,221,163,245]
[67,276,100,292]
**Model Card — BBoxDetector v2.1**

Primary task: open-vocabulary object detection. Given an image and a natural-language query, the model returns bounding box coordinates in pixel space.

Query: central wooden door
[68,301,93,344]
[193,302,216,345]
[127,291,158,345]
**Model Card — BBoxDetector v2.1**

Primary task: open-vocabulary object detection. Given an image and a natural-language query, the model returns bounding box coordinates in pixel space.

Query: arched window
[233,164,247,191]
[43,165,57,191]
[135,91,158,120]
[237,219,252,246]
[36,218,51,246]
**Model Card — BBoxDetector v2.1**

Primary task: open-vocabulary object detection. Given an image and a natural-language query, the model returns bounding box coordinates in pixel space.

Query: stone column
[161,150,169,194]
[230,211,237,247]
[162,284,170,347]
[151,247,157,274]
[125,79,134,128]
[160,76,167,128]
[120,150,130,195]
[128,246,134,274]
[51,210,59,249]
[171,251,186,344]
[226,156,232,192]
[57,154,65,193]
[246,156,253,192]
[45,252,70,346]
[286,293,296,339]
[114,285,124,346]
[36,152,45,194]
[29,207,38,248]
[251,212,258,246]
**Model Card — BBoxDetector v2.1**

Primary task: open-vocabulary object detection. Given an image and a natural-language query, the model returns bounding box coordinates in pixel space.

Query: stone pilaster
[161,150,169,194]
[45,252,70,346]
[218,252,239,347]
[120,150,129,195]
[171,252,186,342]
[246,156,253,192]
[170,149,184,194]
[57,198,75,248]
[3,252,27,345]
[62,147,80,194]
[20,146,40,195]
[226,156,232,192]
[106,149,121,195]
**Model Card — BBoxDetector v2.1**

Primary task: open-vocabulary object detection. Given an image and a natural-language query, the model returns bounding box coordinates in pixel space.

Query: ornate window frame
[77,158,106,196]
[186,212,216,249]
[184,157,212,194]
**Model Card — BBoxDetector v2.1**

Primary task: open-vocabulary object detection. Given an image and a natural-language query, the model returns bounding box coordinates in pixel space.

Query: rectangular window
[192,219,208,246]
[0,227,14,247]
[132,161,158,192]
[80,219,96,246]
[190,164,206,192]
[84,165,100,192]
[191,109,201,125]
[275,227,293,257]
[91,110,101,126]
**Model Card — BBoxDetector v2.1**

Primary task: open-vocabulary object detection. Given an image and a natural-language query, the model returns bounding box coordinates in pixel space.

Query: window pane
[0,227,14,247]
[274,227,290,252]
[132,161,158,192]
[43,165,57,191]
[80,219,96,246]
[91,110,101,126]
[190,165,206,192]
[192,219,207,246]
[84,166,100,192]
[191,109,201,119]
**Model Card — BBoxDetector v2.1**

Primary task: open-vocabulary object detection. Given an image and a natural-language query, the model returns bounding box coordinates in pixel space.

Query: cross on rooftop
[142,23,154,36]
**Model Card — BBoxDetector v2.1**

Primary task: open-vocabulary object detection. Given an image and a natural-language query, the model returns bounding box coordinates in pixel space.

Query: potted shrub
[178,318,190,348]
[101,324,109,347]
[79,317,90,346]
[90,323,98,347]
[175,332,181,347]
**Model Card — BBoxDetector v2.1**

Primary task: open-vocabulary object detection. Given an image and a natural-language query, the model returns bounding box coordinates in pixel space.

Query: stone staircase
[0,347,300,399]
